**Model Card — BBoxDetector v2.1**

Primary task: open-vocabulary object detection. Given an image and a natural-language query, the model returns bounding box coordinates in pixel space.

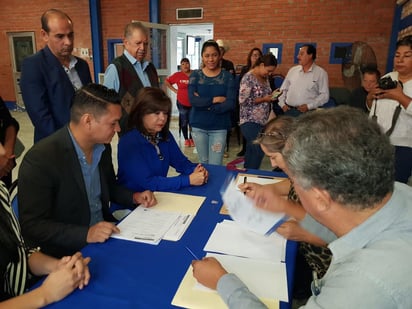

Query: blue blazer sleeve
[117,131,197,192]
[167,133,197,175]
[20,54,58,140]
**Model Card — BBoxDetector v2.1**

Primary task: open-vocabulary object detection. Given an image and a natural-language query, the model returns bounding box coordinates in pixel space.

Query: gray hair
[124,22,148,39]
[283,106,395,210]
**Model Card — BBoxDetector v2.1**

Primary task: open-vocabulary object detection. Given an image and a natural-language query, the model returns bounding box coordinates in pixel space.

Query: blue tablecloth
[45,164,297,308]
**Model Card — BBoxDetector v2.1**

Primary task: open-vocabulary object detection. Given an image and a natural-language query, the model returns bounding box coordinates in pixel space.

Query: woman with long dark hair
[188,40,236,165]
[117,87,208,192]
[239,53,278,169]
[236,48,263,156]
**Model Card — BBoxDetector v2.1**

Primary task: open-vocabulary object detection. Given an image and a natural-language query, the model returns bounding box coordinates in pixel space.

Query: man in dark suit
[18,84,157,258]
[20,8,92,143]
[103,21,159,133]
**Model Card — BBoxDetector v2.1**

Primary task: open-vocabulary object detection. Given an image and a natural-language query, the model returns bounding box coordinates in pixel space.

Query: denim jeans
[176,101,192,140]
[191,127,227,165]
[284,108,303,117]
[240,122,264,169]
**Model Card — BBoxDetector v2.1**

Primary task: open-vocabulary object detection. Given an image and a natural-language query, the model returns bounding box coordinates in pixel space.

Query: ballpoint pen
[185,246,200,260]
[311,271,321,296]
[243,176,247,195]
[257,175,274,179]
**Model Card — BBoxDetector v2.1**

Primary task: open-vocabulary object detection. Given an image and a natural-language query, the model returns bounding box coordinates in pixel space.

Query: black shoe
[237,149,245,157]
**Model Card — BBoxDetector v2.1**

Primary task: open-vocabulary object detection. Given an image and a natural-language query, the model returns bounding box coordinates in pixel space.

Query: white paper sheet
[163,213,194,241]
[222,178,287,235]
[204,219,286,262]
[112,192,206,244]
[112,207,180,245]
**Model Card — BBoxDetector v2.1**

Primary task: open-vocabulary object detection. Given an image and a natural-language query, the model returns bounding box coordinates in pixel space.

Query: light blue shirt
[278,63,329,110]
[103,50,151,92]
[68,128,105,225]
[217,273,268,309]
[217,182,412,309]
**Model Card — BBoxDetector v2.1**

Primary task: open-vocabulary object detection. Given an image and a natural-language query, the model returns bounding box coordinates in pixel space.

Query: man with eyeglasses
[103,21,159,133]
[192,106,412,308]
[20,8,92,143]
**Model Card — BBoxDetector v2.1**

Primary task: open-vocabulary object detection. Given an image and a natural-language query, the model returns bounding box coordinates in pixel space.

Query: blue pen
[185,246,200,260]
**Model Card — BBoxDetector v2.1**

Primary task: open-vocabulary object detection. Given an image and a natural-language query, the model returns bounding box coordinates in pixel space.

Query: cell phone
[272,89,282,99]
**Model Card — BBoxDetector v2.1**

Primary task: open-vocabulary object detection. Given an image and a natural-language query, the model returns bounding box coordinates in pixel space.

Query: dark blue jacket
[20,46,92,142]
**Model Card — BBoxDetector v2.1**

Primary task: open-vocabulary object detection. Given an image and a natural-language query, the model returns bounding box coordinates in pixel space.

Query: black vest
[112,55,159,133]
[112,54,159,99]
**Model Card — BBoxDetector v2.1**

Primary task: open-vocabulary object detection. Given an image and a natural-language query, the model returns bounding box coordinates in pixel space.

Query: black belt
[285,103,299,110]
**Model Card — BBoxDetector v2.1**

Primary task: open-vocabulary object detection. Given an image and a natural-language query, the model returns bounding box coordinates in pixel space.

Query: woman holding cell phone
[239,53,278,169]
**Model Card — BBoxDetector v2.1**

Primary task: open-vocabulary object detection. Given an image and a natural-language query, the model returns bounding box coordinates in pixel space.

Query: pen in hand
[185,246,200,260]
[243,176,247,195]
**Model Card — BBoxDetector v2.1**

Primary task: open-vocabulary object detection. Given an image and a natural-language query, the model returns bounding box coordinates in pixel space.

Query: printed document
[204,219,286,262]
[222,178,287,235]
[111,192,206,244]
[112,207,179,245]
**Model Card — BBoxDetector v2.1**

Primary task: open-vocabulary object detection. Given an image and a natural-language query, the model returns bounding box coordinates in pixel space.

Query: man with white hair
[192,106,412,309]
[104,22,159,132]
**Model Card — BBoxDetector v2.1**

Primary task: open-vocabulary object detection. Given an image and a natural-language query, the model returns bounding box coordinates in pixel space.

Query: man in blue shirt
[103,22,159,133]
[192,106,412,308]
[18,84,156,258]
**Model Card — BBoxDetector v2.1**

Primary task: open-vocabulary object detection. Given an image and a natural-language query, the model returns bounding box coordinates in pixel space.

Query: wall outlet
[80,48,89,57]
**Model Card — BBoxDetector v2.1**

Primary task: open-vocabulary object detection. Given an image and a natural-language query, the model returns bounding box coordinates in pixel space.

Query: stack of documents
[204,219,286,262]
[111,192,205,245]
[172,219,289,308]
[222,176,287,235]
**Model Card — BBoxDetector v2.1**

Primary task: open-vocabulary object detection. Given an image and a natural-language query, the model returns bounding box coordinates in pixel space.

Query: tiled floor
[10,109,274,181]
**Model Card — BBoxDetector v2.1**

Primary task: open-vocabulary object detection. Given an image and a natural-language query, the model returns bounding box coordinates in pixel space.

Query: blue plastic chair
[322,97,337,108]
[272,74,285,89]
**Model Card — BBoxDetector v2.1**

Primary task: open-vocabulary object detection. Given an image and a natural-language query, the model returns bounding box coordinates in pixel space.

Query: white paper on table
[236,174,284,189]
[204,219,286,262]
[222,178,287,235]
[152,192,205,241]
[111,207,180,245]
[163,213,194,241]
[195,253,288,302]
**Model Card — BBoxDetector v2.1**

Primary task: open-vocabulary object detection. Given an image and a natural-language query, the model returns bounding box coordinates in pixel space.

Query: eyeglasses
[257,131,286,140]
